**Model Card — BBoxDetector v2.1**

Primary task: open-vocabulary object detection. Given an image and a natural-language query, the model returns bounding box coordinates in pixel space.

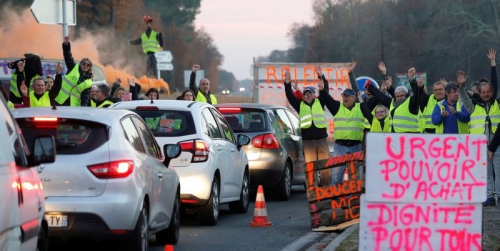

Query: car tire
[124,206,149,251]
[36,224,48,251]
[276,162,292,201]
[229,171,249,213]
[197,177,220,226]
[156,191,180,245]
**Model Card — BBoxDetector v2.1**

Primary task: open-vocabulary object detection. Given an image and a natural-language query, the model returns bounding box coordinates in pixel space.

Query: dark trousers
[146,53,158,78]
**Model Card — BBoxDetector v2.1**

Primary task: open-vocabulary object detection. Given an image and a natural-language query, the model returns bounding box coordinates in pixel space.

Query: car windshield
[16,118,108,155]
[133,110,196,137]
[220,109,268,132]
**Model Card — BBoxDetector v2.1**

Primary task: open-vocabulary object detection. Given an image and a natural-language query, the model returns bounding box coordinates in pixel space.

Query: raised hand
[127,78,136,87]
[291,80,298,91]
[315,65,323,77]
[318,79,324,91]
[456,71,467,88]
[386,76,393,89]
[417,75,425,88]
[284,69,291,84]
[348,61,357,73]
[378,62,387,75]
[64,36,69,44]
[192,64,200,72]
[440,78,448,86]
[116,77,122,84]
[357,91,363,101]
[55,62,63,74]
[408,67,416,80]
[20,81,28,97]
[488,48,496,66]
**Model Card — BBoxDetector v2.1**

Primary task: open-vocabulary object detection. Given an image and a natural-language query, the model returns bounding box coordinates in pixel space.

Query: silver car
[13,107,181,251]
[216,104,305,201]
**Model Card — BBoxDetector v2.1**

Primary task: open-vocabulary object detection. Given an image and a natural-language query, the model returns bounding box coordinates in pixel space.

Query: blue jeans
[331,143,362,185]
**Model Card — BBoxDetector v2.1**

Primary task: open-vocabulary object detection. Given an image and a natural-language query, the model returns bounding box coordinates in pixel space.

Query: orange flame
[0,6,169,93]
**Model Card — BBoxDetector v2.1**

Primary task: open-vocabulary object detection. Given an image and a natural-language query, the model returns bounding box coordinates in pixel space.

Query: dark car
[216,103,305,200]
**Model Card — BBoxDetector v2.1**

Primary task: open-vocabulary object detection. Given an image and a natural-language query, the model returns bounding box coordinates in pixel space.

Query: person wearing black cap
[283,69,330,182]
[317,66,372,185]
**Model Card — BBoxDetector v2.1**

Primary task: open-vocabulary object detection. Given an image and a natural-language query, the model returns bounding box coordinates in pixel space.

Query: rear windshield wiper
[56,142,78,149]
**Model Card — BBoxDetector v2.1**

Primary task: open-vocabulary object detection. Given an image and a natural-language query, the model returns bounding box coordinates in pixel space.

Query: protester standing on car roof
[9,53,43,104]
[283,68,330,182]
[54,36,93,107]
[129,15,164,79]
[189,64,217,104]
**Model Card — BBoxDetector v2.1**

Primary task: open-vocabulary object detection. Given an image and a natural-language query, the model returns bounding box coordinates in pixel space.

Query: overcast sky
[195,0,314,81]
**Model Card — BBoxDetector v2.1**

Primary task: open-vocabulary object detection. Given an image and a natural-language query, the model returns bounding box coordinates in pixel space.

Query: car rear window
[16,118,108,155]
[219,109,268,132]
[133,110,196,137]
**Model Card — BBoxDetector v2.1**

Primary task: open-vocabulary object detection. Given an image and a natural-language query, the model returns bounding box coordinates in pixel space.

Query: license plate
[45,214,68,227]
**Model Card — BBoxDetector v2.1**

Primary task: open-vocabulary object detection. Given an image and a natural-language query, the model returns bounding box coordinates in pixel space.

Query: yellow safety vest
[141,31,159,54]
[29,91,51,107]
[421,94,440,131]
[196,91,218,105]
[333,103,365,141]
[7,100,14,109]
[469,101,500,134]
[435,100,469,134]
[391,98,420,133]
[299,99,327,129]
[97,100,114,108]
[10,73,40,98]
[55,65,93,106]
[90,99,96,107]
[371,117,391,132]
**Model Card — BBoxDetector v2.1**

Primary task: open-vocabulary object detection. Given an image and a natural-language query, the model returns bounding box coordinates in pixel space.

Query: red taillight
[33,117,58,122]
[135,106,159,110]
[29,117,59,128]
[88,160,134,179]
[110,230,127,234]
[252,134,279,149]
[217,107,241,113]
[179,140,209,162]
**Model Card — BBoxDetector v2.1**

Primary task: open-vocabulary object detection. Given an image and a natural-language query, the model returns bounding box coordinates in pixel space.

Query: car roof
[215,103,290,110]
[11,107,136,126]
[110,100,202,111]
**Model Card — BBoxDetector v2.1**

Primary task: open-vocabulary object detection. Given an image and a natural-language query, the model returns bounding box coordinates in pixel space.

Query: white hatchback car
[0,95,55,251]
[111,100,251,226]
[12,107,181,251]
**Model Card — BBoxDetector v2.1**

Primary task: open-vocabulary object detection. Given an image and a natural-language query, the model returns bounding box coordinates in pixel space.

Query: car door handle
[158,173,163,179]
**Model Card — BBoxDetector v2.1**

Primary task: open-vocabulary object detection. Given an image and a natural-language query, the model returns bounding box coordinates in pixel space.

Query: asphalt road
[49,186,326,251]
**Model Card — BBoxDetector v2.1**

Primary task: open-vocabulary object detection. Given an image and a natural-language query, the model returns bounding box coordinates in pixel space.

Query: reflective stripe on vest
[469,101,500,134]
[29,91,51,107]
[435,100,469,134]
[333,103,365,141]
[421,94,440,130]
[391,98,420,132]
[299,99,327,129]
[141,31,159,54]
[196,91,218,105]
[97,100,114,108]
[55,65,93,106]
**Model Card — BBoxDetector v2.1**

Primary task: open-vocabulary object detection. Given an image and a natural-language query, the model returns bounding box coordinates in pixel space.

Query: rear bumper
[248,150,286,189]
[175,162,214,205]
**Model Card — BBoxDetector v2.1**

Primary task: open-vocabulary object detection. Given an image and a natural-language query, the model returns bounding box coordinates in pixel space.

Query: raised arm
[457,71,474,114]
[189,64,199,95]
[366,81,392,108]
[62,36,77,72]
[358,91,373,124]
[49,63,63,101]
[408,75,424,115]
[347,61,359,101]
[283,69,301,112]
[487,48,498,100]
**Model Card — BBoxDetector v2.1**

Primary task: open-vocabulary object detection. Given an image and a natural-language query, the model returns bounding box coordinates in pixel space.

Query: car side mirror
[237,134,250,150]
[30,136,56,166]
[163,144,181,167]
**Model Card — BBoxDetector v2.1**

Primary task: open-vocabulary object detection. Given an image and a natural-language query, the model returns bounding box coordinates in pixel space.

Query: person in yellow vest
[1,86,28,109]
[364,104,391,132]
[94,84,119,108]
[366,67,424,133]
[189,64,217,104]
[431,82,469,134]
[55,36,93,107]
[458,52,499,206]
[283,68,330,183]
[21,63,63,108]
[8,53,43,104]
[419,80,446,133]
[129,15,164,78]
[317,68,371,185]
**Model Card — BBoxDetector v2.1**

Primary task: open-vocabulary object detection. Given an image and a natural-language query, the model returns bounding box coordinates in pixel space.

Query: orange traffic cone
[164,244,174,251]
[343,167,349,182]
[249,185,272,227]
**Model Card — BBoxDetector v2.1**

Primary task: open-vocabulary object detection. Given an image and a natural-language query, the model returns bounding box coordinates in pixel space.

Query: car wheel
[156,191,180,245]
[197,177,220,226]
[229,171,249,213]
[36,225,48,251]
[276,162,292,201]
[124,206,148,251]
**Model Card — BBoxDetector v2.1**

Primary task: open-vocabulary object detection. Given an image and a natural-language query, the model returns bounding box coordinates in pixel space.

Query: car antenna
[51,105,57,110]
